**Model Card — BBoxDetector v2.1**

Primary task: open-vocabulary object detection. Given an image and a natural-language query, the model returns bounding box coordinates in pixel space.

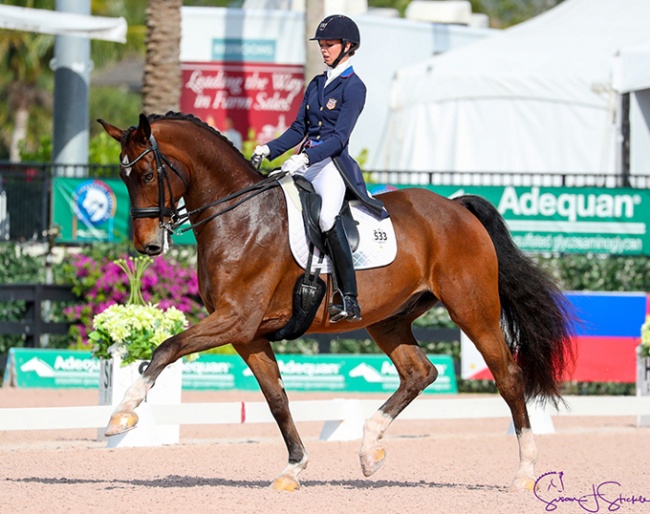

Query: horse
[98,112,574,492]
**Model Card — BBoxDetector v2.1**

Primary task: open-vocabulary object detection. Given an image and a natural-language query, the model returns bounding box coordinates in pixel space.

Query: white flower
[90,302,189,364]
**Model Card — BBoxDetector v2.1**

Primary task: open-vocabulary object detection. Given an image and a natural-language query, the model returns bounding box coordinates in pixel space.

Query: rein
[121,134,286,235]
[173,171,284,233]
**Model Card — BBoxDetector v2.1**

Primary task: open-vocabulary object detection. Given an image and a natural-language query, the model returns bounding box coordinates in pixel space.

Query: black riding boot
[324,216,361,323]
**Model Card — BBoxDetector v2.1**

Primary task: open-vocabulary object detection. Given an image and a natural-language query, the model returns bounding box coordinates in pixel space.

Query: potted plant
[90,256,189,446]
[89,256,189,365]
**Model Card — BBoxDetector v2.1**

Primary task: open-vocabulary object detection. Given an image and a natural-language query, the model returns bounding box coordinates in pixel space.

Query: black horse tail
[454,194,576,406]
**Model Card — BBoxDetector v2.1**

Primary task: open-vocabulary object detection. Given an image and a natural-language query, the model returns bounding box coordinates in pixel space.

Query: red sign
[181,62,305,148]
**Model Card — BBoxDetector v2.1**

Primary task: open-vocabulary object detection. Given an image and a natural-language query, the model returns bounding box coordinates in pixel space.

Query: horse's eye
[143,172,155,183]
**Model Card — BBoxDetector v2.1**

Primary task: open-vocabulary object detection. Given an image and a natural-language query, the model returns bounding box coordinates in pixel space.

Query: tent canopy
[0,4,126,43]
[373,0,650,174]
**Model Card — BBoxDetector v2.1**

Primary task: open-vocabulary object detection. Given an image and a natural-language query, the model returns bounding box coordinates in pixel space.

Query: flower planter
[98,352,182,447]
[636,347,650,427]
[89,257,188,447]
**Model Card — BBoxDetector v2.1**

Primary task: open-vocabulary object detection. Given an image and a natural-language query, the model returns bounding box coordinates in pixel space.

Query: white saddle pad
[279,175,397,274]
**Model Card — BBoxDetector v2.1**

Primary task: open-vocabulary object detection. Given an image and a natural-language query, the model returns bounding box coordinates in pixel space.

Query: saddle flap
[294,176,325,253]
[293,176,359,254]
[339,203,359,253]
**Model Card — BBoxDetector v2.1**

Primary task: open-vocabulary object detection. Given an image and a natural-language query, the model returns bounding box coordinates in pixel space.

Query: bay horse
[98,112,573,492]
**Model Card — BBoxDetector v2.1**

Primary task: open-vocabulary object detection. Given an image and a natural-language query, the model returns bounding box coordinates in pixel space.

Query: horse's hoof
[271,475,301,492]
[105,410,139,437]
[509,476,536,493]
[360,447,386,477]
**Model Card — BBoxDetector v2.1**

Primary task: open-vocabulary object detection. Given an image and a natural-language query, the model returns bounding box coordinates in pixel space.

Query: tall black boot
[324,216,361,323]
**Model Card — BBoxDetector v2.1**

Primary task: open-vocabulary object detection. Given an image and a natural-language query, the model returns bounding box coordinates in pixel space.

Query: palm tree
[142,0,182,115]
[0,21,54,161]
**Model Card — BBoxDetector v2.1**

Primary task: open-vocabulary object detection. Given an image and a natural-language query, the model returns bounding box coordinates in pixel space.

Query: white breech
[298,157,346,232]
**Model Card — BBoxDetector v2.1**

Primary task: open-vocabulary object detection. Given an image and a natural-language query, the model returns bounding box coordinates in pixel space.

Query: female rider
[252,14,387,323]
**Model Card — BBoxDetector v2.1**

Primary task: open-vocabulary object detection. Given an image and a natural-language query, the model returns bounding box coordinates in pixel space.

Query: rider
[253,14,387,323]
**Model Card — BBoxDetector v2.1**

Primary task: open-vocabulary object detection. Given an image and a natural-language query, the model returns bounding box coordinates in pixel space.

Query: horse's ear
[97,119,124,143]
[131,113,152,146]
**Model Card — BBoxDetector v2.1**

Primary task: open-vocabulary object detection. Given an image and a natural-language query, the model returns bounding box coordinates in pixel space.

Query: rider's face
[318,39,350,67]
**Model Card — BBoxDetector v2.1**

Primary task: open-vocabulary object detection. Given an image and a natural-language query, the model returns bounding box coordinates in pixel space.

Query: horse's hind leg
[232,340,308,492]
[451,309,537,491]
[360,318,438,477]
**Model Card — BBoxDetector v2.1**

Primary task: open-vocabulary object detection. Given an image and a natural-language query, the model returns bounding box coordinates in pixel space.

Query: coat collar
[323,66,355,94]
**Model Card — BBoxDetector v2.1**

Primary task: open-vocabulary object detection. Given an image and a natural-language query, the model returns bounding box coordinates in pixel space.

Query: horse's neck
[181,137,261,211]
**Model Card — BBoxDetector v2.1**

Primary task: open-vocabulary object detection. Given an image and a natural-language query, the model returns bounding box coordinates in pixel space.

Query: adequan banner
[4,349,458,394]
[182,354,457,394]
[371,184,650,255]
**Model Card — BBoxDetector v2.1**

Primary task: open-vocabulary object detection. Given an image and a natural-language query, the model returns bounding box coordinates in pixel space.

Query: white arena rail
[1,396,649,444]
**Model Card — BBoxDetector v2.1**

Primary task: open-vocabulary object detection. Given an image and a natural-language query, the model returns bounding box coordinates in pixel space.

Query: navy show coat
[267,67,387,219]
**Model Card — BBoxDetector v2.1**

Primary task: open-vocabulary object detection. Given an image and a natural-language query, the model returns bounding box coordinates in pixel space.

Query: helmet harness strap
[331,40,355,69]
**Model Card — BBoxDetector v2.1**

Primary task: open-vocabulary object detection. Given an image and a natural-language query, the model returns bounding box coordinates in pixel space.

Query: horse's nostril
[145,244,162,256]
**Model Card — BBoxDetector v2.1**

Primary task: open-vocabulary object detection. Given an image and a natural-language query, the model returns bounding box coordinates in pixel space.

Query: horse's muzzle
[143,243,163,256]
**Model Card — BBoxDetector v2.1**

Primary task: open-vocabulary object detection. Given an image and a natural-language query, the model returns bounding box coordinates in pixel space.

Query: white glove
[281,153,309,175]
[251,144,270,169]
[253,145,270,158]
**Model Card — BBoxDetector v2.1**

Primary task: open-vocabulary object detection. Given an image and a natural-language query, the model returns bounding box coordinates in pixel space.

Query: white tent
[0,4,126,43]
[372,0,650,176]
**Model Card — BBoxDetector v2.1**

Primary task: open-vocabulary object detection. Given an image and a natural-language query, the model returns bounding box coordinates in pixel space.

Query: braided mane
[148,111,252,165]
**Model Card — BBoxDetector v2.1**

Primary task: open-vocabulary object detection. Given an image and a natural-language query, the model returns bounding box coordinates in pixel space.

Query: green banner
[50,179,650,254]
[371,185,650,255]
[182,354,457,394]
[4,349,457,394]
[52,177,196,245]
[4,348,100,388]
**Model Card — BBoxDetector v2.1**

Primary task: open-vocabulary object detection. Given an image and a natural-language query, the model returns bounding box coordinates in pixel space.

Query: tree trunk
[10,105,29,163]
[142,0,182,116]
[304,1,325,90]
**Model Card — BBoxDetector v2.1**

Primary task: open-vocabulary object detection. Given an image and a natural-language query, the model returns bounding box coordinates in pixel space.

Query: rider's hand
[251,145,270,169]
[281,153,309,175]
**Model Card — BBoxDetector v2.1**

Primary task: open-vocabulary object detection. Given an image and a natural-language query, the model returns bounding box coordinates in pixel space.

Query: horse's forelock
[122,126,136,147]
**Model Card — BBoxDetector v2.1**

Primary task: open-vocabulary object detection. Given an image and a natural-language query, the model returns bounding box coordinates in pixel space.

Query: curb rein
[121,134,285,235]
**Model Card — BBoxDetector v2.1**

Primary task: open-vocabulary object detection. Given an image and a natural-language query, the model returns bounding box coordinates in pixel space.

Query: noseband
[121,134,189,235]
[120,133,283,236]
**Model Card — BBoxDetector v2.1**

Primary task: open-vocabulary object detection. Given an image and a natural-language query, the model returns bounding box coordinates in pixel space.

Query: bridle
[121,134,284,235]
[121,135,189,235]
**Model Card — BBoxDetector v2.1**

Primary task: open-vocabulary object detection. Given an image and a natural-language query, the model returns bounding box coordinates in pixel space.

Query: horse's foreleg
[361,320,438,477]
[233,340,308,492]
[104,341,179,437]
[105,318,236,437]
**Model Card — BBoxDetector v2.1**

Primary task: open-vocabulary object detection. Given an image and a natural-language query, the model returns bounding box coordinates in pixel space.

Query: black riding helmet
[310,15,360,68]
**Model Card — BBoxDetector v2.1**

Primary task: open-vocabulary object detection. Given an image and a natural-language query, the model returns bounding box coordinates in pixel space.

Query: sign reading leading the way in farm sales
[180,62,304,148]
[179,8,306,151]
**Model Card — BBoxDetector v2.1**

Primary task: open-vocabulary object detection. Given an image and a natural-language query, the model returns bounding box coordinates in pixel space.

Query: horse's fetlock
[424,361,438,386]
